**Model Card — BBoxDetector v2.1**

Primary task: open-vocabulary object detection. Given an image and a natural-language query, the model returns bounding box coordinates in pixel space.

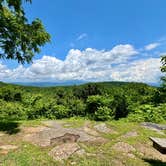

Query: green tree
[161,55,166,87]
[0,0,50,64]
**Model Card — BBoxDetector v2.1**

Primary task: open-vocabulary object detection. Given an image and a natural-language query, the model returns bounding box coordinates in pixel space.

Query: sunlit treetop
[0,0,50,64]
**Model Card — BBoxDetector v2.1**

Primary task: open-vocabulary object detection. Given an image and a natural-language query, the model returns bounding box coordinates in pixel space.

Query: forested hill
[0,81,165,123]
[0,81,155,88]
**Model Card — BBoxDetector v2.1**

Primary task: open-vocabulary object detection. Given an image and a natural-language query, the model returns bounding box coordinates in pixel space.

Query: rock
[0,133,5,137]
[141,122,166,130]
[150,137,166,154]
[111,159,124,166]
[50,133,80,146]
[94,123,116,133]
[141,122,166,135]
[126,153,136,159]
[48,143,80,161]
[83,126,99,136]
[112,142,136,153]
[42,121,64,128]
[121,131,138,138]
[22,126,47,134]
[75,149,86,155]
[0,150,9,155]
[23,122,107,147]
[0,145,18,150]
[136,143,166,162]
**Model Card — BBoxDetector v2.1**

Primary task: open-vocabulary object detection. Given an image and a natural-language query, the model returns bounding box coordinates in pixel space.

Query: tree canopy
[0,0,50,64]
[161,55,166,87]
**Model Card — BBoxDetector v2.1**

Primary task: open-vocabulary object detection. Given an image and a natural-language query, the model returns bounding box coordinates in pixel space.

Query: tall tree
[0,0,50,64]
[161,56,166,87]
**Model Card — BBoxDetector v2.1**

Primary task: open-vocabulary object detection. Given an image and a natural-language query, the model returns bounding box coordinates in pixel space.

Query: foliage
[94,106,114,121]
[0,0,50,63]
[0,81,165,123]
[161,55,166,88]
[127,104,166,123]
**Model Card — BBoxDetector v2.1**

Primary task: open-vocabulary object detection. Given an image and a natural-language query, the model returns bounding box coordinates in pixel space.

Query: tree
[161,55,166,87]
[0,0,50,64]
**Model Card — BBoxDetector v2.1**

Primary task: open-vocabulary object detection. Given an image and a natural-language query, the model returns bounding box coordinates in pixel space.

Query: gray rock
[48,143,80,161]
[112,142,136,153]
[94,123,116,133]
[0,145,18,150]
[23,121,107,147]
[50,133,80,146]
[121,131,138,138]
[141,122,166,130]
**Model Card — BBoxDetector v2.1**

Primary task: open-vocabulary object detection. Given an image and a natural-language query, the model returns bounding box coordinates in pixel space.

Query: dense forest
[0,81,166,123]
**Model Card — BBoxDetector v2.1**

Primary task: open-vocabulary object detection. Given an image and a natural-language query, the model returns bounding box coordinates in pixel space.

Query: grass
[0,118,165,166]
[0,143,58,166]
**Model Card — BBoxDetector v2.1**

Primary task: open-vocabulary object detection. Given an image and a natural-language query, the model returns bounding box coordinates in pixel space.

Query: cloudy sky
[1,0,166,84]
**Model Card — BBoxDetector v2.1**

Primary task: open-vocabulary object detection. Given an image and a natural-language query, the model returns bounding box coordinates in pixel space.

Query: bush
[86,95,112,114]
[68,99,86,116]
[94,106,115,121]
[50,105,71,119]
[127,104,166,123]
[0,100,27,120]
[112,95,128,119]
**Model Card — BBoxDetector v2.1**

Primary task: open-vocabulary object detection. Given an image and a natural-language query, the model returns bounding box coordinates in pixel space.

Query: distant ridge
[1,81,160,87]
[11,81,86,87]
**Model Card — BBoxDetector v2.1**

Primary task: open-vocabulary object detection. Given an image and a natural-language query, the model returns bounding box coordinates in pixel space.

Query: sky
[1,0,166,84]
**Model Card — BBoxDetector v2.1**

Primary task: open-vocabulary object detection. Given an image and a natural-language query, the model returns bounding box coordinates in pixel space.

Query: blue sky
[1,0,166,83]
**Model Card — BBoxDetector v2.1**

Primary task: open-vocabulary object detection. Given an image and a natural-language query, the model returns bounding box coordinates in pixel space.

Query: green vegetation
[0,119,165,166]
[0,0,50,64]
[0,81,165,123]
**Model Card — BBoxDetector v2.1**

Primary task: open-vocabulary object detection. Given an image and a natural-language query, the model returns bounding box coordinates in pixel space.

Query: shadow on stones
[50,133,80,146]
[0,121,20,134]
[143,158,166,166]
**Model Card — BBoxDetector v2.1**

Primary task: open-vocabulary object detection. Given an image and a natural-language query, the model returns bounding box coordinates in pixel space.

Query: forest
[0,81,166,123]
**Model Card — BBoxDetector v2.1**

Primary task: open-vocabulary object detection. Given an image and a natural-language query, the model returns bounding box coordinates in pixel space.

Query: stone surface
[0,133,5,137]
[121,131,138,138]
[23,121,107,147]
[141,122,166,130]
[150,137,166,148]
[48,143,80,161]
[126,153,136,159]
[50,133,80,146]
[136,143,166,162]
[83,126,99,136]
[0,150,9,155]
[0,145,18,150]
[22,126,47,134]
[111,159,124,166]
[94,123,116,133]
[75,149,86,155]
[150,137,166,154]
[112,142,136,153]
[141,122,166,135]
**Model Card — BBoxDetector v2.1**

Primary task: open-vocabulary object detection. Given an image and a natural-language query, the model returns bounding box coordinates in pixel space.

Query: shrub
[94,106,115,121]
[86,95,112,114]
[50,105,71,119]
[127,104,166,123]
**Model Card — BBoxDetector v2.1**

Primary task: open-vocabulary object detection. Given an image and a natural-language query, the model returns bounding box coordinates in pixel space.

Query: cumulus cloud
[0,63,12,81]
[0,44,163,84]
[145,43,160,51]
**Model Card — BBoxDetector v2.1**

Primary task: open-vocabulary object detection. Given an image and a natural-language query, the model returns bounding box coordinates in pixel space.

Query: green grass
[0,119,165,166]
[0,143,58,166]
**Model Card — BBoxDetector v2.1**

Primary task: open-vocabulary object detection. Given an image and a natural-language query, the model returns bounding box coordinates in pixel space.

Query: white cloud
[111,58,161,83]
[0,63,12,81]
[76,33,88,41]
[0,44,163,84]
[145,43,160,51]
